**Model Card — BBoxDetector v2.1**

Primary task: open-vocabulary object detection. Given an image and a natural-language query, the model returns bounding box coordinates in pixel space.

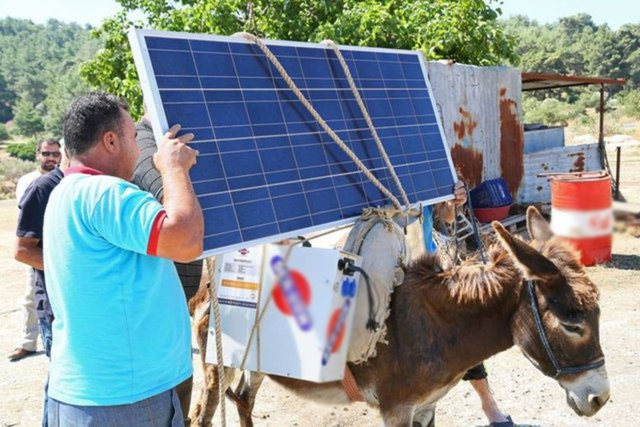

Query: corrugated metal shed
[425,61,604,204]
[519,143,601,203]
[426,61,524,197]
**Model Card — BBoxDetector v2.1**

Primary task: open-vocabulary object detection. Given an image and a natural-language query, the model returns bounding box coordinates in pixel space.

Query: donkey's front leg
[380,403,415,427]
[190,308,236,426]
[235,370,266,427]
[412,403,435,427]
[192,364,236,426]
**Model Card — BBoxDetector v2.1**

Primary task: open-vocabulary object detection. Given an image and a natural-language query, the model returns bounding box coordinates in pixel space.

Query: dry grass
[565,113,640,145]
[606,142,640,204]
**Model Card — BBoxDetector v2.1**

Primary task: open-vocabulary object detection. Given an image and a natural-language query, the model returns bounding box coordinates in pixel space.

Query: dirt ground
[1,193,639,426]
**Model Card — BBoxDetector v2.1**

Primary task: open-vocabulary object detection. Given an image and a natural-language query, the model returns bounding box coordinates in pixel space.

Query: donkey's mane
[406,234,599,310]
[406,240,519,307]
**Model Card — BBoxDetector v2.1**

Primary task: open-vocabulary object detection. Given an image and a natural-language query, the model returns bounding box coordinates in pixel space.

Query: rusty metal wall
[426,61,524,195]
[518,143,601,203]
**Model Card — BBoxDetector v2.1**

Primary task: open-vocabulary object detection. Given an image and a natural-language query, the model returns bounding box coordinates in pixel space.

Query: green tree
[0,17,100,123]
[81,0,516,117]
[43,69,91,138]
[0,74,13,122]
[13,98,44,136]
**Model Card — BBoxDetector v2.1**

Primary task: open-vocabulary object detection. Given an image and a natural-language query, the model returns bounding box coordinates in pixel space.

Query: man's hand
[448,180,467,208]
[153,124,197,174]
[435,181,467,224]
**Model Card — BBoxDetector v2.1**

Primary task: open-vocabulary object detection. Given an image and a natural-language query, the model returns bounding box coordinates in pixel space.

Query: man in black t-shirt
[14,164,65,427]
[16,167,64,342]
[131,114,201,426]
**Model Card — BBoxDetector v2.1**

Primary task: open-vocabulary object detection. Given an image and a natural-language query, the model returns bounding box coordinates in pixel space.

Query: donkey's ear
[526,206,553,242]
[492,221,561,281]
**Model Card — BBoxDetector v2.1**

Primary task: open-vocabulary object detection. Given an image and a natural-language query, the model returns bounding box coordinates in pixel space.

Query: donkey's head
[492,207,609,417]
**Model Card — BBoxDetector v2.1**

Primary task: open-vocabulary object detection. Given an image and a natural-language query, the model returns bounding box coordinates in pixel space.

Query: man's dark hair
[63,93,129,157]
[36,138,61,153]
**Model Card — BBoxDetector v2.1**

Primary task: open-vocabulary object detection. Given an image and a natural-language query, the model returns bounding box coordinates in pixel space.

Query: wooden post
[599,84,605,169]
[615,146,621,200]
[599,84,605,144]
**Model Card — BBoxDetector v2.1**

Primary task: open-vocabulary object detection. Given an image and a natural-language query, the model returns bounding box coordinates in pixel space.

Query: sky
[0,0,638,29]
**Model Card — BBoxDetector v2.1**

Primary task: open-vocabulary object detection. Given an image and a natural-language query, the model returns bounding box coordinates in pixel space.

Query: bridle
[457,188,605,379]
[527,280,605,378]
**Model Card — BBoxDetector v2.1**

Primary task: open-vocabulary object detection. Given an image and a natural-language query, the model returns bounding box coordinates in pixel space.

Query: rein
[526,280,605,378]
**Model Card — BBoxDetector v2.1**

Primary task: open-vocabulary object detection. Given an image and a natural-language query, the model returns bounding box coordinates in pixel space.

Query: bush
[617,90,640,118]
[523,96,583,126]
[575,91,601,111]
[0,123,9,141]
[0,155,36,200]
[6,139,37,161]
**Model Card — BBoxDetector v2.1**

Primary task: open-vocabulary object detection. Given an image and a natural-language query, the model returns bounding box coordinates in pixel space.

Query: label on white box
[218,247,264,309]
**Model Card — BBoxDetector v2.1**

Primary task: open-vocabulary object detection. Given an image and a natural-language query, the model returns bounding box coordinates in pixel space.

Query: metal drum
[550,171,612,266]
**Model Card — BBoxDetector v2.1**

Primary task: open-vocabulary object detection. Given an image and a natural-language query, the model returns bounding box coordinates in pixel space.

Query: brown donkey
[190,207,609,426]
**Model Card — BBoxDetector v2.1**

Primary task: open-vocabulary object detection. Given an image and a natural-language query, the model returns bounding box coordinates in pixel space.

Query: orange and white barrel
[550,171,612,266]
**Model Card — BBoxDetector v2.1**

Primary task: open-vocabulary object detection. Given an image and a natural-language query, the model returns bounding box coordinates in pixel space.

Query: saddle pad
[343,215,411,364]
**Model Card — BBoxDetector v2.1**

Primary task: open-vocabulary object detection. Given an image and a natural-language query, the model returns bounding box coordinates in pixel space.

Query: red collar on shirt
[64,166,105,176]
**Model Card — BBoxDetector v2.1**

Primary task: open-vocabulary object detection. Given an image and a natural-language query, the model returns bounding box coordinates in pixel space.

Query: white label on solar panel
[128,28,457,256]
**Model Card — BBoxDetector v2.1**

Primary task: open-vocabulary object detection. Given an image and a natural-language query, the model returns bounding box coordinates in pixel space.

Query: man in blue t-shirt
[43,92,203,425]
[424,181,513,427]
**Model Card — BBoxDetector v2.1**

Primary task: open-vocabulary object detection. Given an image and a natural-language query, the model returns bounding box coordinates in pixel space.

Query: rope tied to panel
[319,39,412,209]
[233,32,413,215]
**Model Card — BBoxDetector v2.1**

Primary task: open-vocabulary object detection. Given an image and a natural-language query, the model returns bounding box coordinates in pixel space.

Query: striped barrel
[550,172,612,266]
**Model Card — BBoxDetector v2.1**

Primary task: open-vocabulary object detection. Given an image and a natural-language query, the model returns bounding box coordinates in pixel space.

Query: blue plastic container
[469,178,513,208]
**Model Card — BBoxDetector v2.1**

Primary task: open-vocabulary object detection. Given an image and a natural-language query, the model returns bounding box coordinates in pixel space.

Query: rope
[233,32,404,211]
[320,40,411,209]
[206,257,227,427]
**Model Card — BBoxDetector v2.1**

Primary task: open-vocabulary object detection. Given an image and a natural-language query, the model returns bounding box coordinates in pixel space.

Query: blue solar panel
[129,29,456,256]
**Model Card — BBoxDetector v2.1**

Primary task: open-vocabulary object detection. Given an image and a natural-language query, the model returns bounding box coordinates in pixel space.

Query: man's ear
[526,206,553,242]
[492,221,561,283]
[100,130,118,154]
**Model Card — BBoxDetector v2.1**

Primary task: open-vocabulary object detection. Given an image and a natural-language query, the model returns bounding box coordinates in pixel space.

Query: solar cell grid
[129,29,456,255]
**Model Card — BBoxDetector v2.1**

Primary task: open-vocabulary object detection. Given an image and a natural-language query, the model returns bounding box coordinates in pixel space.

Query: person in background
[14,143,69,425]
[131,107,202,425]
[9,139,61,362]
[43,92,202,425]
[425,181,514,427]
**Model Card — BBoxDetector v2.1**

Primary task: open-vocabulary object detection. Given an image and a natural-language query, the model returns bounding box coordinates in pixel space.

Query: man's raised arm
[153,125,204,262]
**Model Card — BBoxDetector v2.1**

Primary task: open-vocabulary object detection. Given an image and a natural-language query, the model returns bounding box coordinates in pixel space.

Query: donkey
[190,207,610,426]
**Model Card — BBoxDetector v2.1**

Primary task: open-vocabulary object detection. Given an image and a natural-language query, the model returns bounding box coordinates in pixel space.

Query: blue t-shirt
[422,205,437,254]
[43,168,192,406]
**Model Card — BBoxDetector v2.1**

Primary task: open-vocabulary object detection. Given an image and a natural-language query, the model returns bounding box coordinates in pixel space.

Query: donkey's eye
[561,323,583,335]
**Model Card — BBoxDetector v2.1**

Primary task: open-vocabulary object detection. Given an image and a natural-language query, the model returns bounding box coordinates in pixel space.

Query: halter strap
[527,280,605,378]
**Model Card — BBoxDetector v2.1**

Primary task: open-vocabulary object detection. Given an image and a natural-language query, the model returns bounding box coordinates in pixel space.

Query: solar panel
[129,29,456,256]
